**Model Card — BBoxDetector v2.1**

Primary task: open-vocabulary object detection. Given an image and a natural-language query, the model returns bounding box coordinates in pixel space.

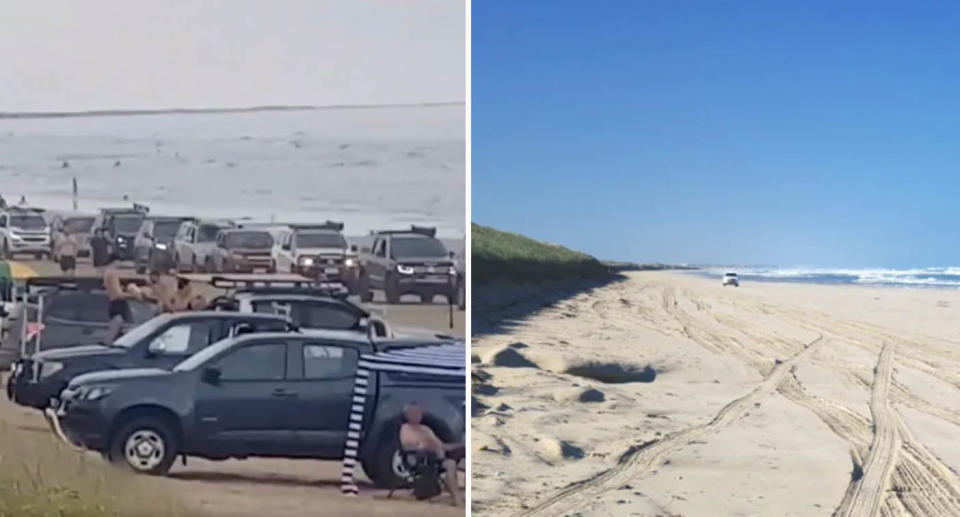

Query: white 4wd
[0,208,52,259]
[722,272,740,287]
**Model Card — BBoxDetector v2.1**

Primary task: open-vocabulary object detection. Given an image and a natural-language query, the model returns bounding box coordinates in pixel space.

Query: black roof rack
[177,273,318,289]
[7,206,46,213]
[371,225,437,238]
[289,221,345,232]
[24,275,148,292]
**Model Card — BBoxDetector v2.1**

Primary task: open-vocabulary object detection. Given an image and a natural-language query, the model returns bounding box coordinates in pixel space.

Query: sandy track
[841,341,900,517]
[472,271,960,517]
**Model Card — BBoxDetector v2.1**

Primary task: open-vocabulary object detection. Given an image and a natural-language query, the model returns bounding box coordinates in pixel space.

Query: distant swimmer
[18,195,26,205]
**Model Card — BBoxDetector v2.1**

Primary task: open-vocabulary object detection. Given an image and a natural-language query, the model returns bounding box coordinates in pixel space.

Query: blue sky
[472,2,960,267]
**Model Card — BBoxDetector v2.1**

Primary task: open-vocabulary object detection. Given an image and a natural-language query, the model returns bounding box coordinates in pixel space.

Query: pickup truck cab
[207,229,276,273]
[93,205,149,261]
[0,207,52,260]
[55,332,465,489]
[358,226,457,304]
[173,219,235,273]
[273,222,359,291]
[7,312,292,410]
[133,216,195,273]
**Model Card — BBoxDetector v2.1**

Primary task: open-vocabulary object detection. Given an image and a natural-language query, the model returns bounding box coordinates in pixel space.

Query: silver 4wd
[0,207,52,260]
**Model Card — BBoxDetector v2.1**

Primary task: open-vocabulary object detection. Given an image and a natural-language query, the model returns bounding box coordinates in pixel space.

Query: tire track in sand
[518,334,824,517]
[840,341,899,517]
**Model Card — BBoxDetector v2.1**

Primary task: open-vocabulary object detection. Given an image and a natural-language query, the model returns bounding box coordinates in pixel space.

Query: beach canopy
[340,341,466,496]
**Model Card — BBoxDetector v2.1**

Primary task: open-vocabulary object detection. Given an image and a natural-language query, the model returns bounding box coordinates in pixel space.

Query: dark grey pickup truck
[52,331,464,489]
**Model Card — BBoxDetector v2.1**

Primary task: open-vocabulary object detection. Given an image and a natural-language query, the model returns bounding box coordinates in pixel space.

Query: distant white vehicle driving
[722,272,740,287]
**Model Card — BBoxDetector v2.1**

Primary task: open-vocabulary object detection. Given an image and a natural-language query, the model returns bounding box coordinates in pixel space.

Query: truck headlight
[9,232,22,241]
[397,264,415,275]
[448,266,457,276]
[39,361,64,379]
[78,385,114,402]
[344,257,357,267]
[155,243,168,250]
[298,256,314,266]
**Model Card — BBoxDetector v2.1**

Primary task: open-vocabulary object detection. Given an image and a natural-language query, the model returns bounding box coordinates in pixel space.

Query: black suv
[54,332,464,489]
[358,226,457,304]
[7,312,292,409]
[94,205,149,261]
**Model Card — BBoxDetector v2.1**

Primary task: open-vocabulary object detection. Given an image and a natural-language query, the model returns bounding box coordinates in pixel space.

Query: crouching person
[398,402,464,506]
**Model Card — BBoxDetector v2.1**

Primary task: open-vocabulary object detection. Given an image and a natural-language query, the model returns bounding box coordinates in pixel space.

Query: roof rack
[177,273,317,289]
[371,225,437,238]
[24,274,148,292]
[289,221,345,232]
[7,206,46,213]
[100,203,149,215]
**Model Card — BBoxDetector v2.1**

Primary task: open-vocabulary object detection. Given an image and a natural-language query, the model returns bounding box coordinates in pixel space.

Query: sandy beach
[472,271,960,516]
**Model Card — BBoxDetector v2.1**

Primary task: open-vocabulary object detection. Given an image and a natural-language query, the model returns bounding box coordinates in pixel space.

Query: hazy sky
[0,1,464,111]
[474,1,960,268]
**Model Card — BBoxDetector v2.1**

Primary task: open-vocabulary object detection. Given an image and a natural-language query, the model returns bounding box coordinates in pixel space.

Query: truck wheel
[457,278,466,310]
[0,240,8,259]
[205,258,216,273]
[108,416,178,475]
[385,275,401,304]
[364,437,413,490]
[358,272,373,303]
[190,257,198,273]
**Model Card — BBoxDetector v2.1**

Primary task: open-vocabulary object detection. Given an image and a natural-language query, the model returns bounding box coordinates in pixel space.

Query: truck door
[288,340,366,458]
[367,238,388,289]
[192,340,300,456]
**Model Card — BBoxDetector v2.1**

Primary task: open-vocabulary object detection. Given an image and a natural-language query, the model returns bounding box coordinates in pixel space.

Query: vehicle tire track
[517,334,824,517]
[840,341,900,517]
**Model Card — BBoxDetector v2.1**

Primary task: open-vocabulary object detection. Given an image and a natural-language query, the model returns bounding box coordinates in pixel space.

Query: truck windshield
[225,231,273,249]
[153,221,182,240]
[63,217,94,233]
[110,316,168,348]
[296,232,346,249]
[111,215,144,233]
[197,224,223,242]
[10,215,46,230]
[391,237,448,259]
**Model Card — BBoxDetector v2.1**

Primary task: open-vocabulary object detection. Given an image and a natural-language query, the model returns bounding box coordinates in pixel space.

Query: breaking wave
[700,267,960,288]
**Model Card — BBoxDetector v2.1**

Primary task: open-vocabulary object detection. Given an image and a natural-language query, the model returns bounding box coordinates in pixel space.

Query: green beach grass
[472,224,610,284]
[0,420,191,517]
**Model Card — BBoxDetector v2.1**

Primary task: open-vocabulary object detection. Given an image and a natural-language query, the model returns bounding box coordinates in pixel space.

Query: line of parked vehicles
[0,202,467,489]
[1,203,466,307]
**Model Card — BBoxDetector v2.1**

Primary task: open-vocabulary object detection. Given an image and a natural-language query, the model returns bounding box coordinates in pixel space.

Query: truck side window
[0,215,7,227]
[149,320,220,355]
[217,343,287,381]
[374,239,386,258]
[302,344,358,380]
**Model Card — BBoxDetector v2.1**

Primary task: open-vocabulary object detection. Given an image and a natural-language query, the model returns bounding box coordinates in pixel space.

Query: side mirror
[350,244,358,252]
[147,339,166,356]
[448,251,456,258]
[202,367,221,384]
[282,243,291,251]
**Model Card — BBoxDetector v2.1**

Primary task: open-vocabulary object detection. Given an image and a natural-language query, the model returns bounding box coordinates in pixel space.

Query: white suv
[722,272,740,287]
[0,207,51,259]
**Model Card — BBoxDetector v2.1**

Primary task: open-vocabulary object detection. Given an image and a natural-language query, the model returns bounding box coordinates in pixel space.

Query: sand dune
[472,271,960,516]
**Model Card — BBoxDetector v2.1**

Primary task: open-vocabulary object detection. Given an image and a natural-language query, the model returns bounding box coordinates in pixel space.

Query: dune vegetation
[0,420,191,517]
[471,224,610,284]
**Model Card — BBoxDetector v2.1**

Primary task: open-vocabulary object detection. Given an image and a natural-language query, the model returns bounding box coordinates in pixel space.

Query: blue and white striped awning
[341,341,465,496]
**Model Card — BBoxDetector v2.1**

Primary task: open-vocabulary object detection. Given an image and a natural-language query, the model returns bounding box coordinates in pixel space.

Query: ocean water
[698,267,960,288]
[0,105,465,237]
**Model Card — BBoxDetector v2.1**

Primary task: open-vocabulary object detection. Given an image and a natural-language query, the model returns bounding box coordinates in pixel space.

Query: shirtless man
[56,233,79,276]
[103,262,144,341]
[168,277,207,312]
[399,402,463,506]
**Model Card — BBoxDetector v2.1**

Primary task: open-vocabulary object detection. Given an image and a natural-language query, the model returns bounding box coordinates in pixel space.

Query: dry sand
[471,271,960,516]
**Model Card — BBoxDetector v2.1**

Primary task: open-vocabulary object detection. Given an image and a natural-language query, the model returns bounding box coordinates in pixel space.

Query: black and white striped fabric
[341,341,465,496]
